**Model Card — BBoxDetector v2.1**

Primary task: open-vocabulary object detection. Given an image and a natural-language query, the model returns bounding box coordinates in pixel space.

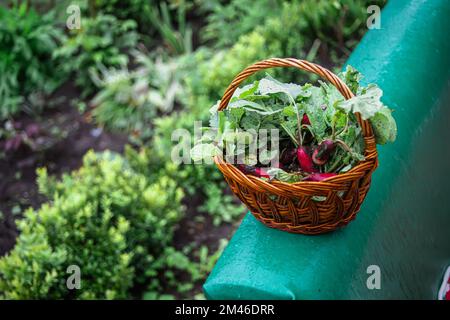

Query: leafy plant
[145,1,193,54]
[0,3,66,119]
[53,14,138,97]
[90,50,185,145]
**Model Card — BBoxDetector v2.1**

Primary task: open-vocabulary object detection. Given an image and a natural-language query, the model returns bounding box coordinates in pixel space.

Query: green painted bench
[203,0,450,299]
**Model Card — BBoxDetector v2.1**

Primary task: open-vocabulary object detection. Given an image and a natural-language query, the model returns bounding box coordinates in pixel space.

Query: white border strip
[438,265,450,300]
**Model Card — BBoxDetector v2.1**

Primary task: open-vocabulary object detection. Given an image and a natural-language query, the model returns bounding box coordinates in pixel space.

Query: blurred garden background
[0,0,386,299]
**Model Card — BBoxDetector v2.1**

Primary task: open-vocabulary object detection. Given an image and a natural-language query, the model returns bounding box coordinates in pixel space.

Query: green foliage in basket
[53,14,138,97]
[0,149,184,299]
[0,3,66,119]
[193,66,396,182]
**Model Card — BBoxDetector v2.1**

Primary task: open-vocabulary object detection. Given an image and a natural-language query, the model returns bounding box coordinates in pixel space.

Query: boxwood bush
[0,149,184,299]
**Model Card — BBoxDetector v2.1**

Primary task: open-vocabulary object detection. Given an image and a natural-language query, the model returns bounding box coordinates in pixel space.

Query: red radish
[304,173,337,181]
[297,146,317,173]
[312,139,336,166]
[301,114,311,125]
[237,164,251,173]
[237,164,270,178]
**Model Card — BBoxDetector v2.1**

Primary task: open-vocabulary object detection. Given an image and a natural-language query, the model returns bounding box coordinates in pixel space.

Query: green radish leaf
[339,164,353,173]
[227,108,245,129]
[341,65,362,94]
[338,85,384,120]
[282,105,296,117]
[266,168,303,183]
[304,86,327,140]
[229,99,282,115]
[218,111,227,135]
[258,76,304,100]
[209,102,219,129]
[351,152,366,161]
[244,154,258,166]
[235,130,254,145]
[370,107,397,144]
[232,80,259,99]
[190,143,221,162]
[240,112,261,131]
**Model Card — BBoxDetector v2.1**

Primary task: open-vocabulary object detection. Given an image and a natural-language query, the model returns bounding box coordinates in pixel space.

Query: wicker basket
[213,58,379,235]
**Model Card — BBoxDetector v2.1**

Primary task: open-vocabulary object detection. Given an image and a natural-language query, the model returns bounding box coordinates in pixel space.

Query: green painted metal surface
[203,0,450,299]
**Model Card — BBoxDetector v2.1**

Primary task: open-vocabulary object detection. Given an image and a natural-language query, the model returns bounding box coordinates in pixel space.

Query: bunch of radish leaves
[191,66,397,183]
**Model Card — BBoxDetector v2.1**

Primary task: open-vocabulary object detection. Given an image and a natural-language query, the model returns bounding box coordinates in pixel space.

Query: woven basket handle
[218,57,373,137]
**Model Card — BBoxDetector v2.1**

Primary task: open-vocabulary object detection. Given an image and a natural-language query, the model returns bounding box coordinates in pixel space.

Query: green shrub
[53,14,138,97]
[0,3,66,119]
[0,222,66,299]
[0,149,184,299]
